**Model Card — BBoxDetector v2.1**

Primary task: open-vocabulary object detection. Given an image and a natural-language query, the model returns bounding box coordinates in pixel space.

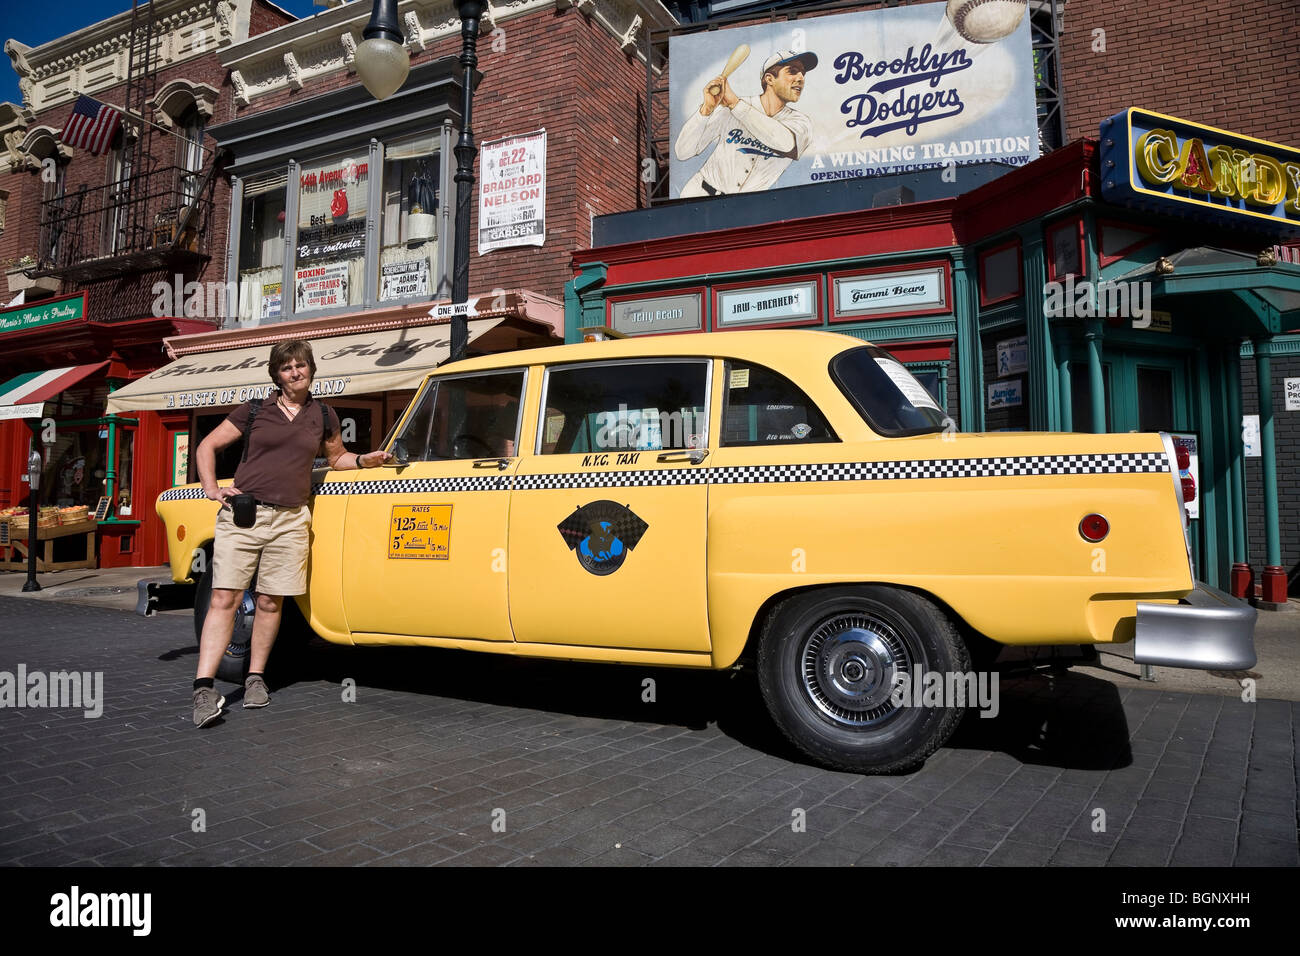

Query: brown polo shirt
[225,395,341,508]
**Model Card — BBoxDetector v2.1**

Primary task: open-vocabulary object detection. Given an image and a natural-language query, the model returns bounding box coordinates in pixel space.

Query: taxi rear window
[722,361,836,446]
[830,345,950,437]
[541,361,708,454]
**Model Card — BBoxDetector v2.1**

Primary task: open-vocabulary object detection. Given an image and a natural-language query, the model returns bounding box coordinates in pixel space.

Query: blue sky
[1,0,327,106]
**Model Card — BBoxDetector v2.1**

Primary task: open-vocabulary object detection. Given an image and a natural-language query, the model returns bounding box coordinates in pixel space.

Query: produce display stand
[0,519,98,572]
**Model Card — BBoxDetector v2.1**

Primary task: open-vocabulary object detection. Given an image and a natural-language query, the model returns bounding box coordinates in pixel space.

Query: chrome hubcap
[801,613,917,727]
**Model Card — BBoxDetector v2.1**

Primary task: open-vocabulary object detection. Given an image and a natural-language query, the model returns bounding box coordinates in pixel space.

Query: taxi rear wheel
[194,568,258,684]
[195,569,307,684]
[758,585,970,774]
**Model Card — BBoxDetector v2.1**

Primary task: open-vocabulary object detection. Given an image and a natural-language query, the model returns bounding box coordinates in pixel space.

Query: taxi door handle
[657,449,709,465]
[473,457,512,470]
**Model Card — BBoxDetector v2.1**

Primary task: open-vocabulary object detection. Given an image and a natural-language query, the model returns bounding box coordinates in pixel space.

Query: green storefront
[567,111,1300,604]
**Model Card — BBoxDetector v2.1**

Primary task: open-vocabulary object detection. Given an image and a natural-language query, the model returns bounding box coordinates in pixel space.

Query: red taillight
[1079,513,1109,542]
[1175,445,1190,470]
[1181,475,1196,503]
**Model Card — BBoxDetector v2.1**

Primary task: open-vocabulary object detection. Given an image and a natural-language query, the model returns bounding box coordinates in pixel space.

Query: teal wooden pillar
[951,250,983,431]
[565,262,609,343]
[1253,336,1286,602]
[1018,229,1056,430]
[1224,350,1247,564]
[1052,325,1072,432]
[1084,319,1106,433]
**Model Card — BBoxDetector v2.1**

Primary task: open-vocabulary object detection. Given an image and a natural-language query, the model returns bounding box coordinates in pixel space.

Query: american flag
[60,95,122,155]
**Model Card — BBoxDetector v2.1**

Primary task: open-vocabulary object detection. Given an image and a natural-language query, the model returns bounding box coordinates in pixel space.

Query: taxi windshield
[830,345,950,437]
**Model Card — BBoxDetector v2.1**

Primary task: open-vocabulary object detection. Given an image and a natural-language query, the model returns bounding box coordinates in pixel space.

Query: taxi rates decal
[557,501,649,576]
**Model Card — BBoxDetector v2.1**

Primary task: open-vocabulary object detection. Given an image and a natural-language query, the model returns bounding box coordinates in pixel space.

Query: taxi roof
[432,329,873,381]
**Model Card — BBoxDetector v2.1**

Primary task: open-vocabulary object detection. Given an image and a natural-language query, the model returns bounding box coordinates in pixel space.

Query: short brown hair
[268,340,316,387]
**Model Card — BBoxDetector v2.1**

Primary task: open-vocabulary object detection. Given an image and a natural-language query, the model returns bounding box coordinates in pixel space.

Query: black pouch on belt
[230,494,257,529]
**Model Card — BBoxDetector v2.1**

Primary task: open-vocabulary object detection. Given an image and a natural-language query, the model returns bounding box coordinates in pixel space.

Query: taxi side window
[541,361,708,454]
[722,361,836,446]
[394,371,524,460]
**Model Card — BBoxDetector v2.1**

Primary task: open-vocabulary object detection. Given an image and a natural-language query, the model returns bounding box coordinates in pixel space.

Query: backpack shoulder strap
[240,398,263,463]
[321,402,330,441]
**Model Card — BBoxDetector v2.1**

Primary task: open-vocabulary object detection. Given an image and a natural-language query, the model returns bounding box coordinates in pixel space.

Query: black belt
[701,180,721,196]
[254,499,290,509]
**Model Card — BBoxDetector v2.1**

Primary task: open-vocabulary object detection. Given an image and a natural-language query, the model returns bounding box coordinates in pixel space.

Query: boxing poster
[668,1,1038,198]
[479,130,547,254]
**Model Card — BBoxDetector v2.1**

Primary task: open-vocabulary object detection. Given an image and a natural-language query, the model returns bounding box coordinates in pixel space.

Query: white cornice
[220,0,677,105]
[6,0,263,116]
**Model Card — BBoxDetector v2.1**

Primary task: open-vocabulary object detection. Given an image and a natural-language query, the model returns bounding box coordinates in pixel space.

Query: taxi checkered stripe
[158,487,210,501]
[513,469,709,490]
[164,453,1169,501]
[313,477,507,495]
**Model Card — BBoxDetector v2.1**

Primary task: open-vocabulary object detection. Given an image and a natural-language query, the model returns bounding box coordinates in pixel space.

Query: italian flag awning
[0,364,108,421]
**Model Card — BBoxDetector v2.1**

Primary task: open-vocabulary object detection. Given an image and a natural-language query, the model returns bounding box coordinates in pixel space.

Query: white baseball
[946,0,1028,44]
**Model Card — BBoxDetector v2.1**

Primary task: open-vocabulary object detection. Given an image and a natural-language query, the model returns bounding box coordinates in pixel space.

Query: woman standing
[190,340,391,728]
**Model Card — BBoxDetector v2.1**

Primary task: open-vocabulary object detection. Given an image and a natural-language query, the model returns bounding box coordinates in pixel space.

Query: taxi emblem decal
[557,500,649,576]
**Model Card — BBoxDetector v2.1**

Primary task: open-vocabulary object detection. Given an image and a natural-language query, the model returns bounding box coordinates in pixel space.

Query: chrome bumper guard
[1134,582,1257,670]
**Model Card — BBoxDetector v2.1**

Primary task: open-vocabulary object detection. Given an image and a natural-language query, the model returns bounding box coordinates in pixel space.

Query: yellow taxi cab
[156,330,1256,773]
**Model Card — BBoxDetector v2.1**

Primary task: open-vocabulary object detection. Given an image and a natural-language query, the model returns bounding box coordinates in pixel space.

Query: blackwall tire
[758,585,971,774]
[194,569,257,684]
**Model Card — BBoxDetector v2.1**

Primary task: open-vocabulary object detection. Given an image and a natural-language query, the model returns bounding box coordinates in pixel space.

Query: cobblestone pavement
[0,597,1295,867]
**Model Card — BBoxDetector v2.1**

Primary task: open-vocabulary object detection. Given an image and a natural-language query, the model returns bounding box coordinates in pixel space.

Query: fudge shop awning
[104,319,506,413]
[0,363,108,420]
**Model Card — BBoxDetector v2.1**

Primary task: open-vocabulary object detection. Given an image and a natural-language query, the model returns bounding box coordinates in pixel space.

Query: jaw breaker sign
[668,1,1038,195]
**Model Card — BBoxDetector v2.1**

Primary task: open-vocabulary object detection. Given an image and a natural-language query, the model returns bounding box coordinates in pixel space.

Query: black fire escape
[32,0,218,281]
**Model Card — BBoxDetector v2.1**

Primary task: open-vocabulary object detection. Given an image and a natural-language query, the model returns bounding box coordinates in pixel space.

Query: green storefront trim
[0,292,86,335]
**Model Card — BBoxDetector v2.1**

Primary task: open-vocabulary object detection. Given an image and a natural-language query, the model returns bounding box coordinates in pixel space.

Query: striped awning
[0,363,108,421]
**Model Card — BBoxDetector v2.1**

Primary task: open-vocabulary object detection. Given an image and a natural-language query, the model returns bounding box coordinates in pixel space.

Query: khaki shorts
[212,504,311,595]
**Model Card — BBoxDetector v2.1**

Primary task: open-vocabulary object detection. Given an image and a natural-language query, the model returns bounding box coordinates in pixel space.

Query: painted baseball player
[674,49,818,198]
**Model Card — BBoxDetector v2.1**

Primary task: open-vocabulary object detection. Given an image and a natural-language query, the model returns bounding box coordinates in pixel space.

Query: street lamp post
[450,0,485,364]
[357,0,484,363]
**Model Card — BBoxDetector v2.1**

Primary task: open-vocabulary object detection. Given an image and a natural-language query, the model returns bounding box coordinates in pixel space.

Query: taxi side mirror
[392,439,410,467]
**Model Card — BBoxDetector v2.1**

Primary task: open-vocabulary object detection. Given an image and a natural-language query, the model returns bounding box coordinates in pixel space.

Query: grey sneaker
[192,688,225,728]
[243,675,270,709]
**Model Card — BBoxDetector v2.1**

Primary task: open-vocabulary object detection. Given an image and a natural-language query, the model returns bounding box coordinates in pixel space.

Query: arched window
[22,127,68,263]
[104,127,133,255]
[22,127,66,203]
[177,104,205,206]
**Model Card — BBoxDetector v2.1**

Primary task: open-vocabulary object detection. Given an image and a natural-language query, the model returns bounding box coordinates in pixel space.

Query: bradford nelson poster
[669,0,1038,198]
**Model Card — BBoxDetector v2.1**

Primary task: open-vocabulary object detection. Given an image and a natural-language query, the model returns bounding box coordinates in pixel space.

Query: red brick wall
[235,7,647,301]
[1059,0,1300,147]
[249,0,297,38]
[1,0,298,321]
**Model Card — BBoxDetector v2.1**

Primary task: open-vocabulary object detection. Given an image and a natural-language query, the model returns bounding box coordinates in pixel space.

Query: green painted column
[950,250,983,431]
[1084,318,1106,433]
[1253,337,1282,568]
[1052,325,1072,432]
[1018,229,1056,430]
[566,262,609,343]
[1225,350,1247,563]
[563,280,581,343]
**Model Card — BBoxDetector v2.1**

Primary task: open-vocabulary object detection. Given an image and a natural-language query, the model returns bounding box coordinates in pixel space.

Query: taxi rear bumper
[1134,582,1258,671]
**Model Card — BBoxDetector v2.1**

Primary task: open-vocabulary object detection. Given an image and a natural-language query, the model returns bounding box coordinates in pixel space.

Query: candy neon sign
[1100,108,1300,233]
[1134,131,1300,211]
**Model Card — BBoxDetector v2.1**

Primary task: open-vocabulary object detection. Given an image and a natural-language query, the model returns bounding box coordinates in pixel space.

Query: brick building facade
[1058,0,1300,148]
[0,0,297,569]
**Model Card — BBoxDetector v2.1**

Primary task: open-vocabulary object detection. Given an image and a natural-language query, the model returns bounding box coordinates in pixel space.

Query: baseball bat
[706,43,750,97]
